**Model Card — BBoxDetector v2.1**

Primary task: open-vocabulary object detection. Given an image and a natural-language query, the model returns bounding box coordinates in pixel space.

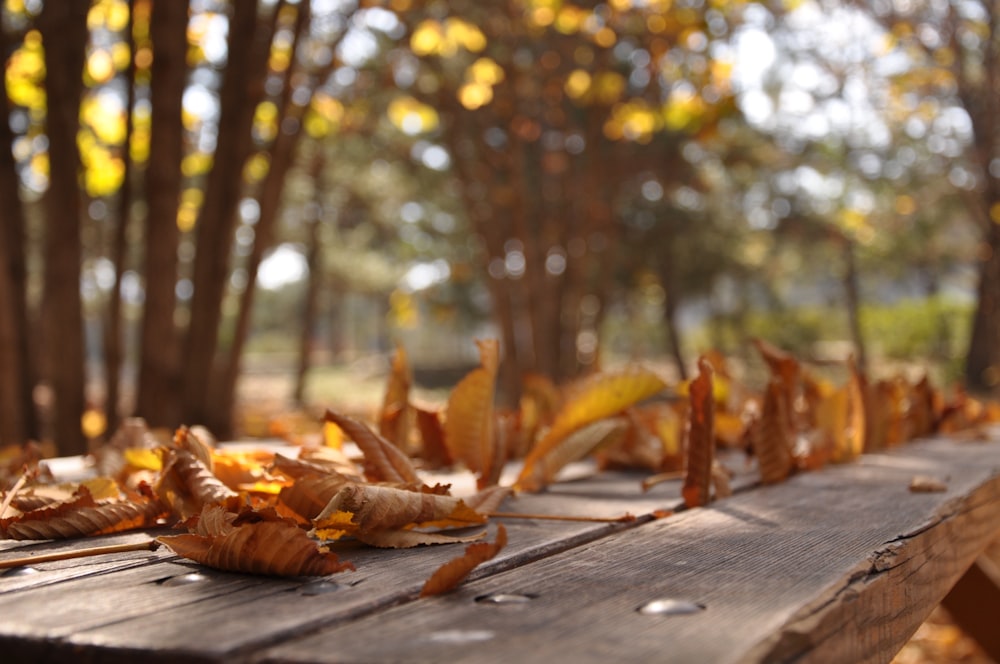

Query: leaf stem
[0,539,161,569]
[487,511,635,523]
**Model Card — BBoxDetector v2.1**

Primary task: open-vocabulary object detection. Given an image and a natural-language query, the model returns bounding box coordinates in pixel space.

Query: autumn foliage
[2,338,998,594]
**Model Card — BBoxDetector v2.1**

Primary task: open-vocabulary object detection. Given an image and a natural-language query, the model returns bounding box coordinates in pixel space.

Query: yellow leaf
[516,366,666,491]
[444,339,500,487]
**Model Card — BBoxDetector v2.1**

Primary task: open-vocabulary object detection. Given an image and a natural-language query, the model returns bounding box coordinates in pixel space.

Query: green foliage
[687,297,971,377]
[860,297,972,380]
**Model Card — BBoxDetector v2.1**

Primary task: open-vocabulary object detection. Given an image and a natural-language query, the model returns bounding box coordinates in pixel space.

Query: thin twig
[0,471,31,521]
[641,470,685,492]
[0,540,160,569]
[488,511,635,523]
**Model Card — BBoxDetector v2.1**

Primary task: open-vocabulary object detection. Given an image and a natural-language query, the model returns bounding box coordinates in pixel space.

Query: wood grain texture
[0,472,689,661]
[260,435,1000,664]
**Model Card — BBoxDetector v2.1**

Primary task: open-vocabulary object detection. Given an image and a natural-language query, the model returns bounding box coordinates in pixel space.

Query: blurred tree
[852,0,999,393]
[38,0,90,454]
[374,0,743,398]
[0,18,39,446]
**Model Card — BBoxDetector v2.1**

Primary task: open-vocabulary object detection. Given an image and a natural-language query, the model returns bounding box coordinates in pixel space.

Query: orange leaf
[313,484,486,534]
[517,366,666,491]
[156,447,238,520]
[518,417,628,492]
[379,344,412,450]
[414,406,452,468]
[278,474,353,521]
[357,528,486,549]
[750,379,795,484]
[681,357,715,508]
[2,487,166,540]
[420,524,507,596]
[324,409,419,484]
[444,339,499,488]
[158,507,354,577]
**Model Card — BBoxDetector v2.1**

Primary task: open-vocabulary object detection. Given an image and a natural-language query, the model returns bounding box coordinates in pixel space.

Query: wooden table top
[2,432,1000,663]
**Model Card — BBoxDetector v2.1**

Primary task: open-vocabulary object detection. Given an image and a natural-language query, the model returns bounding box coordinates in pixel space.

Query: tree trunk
[842,237,868,374]
[38,0,90,455]
[135,0,189,428]
[0,26,38,445]
[182,0,278,429]
[206,2,313,437]
[293,215,322,407]
[103,0,137,433]
[965,221,1000,395]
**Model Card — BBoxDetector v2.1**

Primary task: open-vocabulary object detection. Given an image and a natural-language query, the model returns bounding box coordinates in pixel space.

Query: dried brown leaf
[444,339,499,488]
[158,510,354,577]
[357,528,486,549]
[323,410,419,485]
[681,357,715,508]
[3,488,166,540]
[156,447,238,520]
[313,484,486,534]
[517,417,628,492]
[278,474,352,521]
[517,366,667,492]
[751,380,795,484]
[420,524,507,596]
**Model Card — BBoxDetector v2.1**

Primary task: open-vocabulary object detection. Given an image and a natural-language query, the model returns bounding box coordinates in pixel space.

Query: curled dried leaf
[278,474,352,521]
[313,484,486,534]
[3,488,166,540]
[420,524,507,596]
[751,380,795,484]
[517,417,628,493]
[157,447,238,520]
[444,339,499,488]
[158,511,354,577]
[324,410,419,485]
[379,344,413,451]
[681,357,715,508]
[909,475,948,493]
[357,528,486,549]
[517,366,667,492]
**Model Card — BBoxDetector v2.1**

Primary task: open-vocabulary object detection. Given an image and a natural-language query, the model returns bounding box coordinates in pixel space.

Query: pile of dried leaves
[1,339,998,595]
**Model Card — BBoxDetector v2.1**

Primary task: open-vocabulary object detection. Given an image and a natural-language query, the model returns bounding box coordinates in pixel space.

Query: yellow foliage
[181,152,214,178]
[564,69,592,99]
[81,96,127,145]
[663,88,705,131]
[253,101,279,142]
[5,31,46,110]
[389,289,419,328]
[387,95,439,134]
[590,71,626,105]
[81,408,107,439]
[458,83,493,110]
[87,49,116,84]
[468,58,504,86]
[555,6,586,34]
[990,203,1000,224]
[411,18,486,57]
[593,27,617,48]
[243,152,270,183]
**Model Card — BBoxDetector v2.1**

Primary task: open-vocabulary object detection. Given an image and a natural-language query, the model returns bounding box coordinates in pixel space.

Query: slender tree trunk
[182,0,278,428]
[38,0,90,455]
[206,2,316,436]
[0,26,38,445]
[965,221,1000,394]
[657,256,688,381]
[841,237,868,373]
[103,0,137,433]
[135,0,189,428]
[293,215,322,406]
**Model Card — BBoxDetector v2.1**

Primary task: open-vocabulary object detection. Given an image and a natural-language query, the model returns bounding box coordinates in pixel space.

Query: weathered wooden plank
[0,472,691,662]
[258,435,1000,664]
[0,531,168,593]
